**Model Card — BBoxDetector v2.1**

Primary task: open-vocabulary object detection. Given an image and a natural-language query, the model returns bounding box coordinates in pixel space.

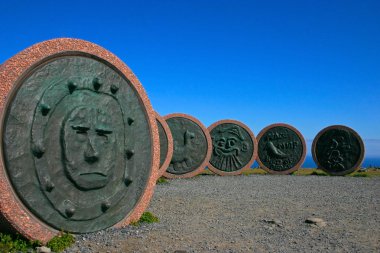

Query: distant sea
[251,156,380,168]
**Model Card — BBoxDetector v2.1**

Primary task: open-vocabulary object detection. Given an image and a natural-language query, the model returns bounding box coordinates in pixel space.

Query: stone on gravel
[263,219,283,227]
[305,217,327,227]
[36,246,51,253]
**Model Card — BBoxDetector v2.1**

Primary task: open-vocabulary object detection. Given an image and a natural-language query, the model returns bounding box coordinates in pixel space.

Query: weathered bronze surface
[2,55,153,233]
[209,123,254,172]
[165,116,208,175]
[258,125,305,173]
[313,125,364,176]
[157,119,168,167]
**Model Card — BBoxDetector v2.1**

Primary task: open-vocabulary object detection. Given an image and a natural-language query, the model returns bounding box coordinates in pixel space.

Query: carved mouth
[64,163,112,190]
[79,172,107,178]
[73,172,109,190]
[215,147,239,156]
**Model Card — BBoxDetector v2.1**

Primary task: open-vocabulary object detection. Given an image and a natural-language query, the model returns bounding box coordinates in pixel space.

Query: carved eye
[217,140,225,147]
[96,129,113,137]
[72,126,89,134]
[241,142,248,152]
[228,139,236,147]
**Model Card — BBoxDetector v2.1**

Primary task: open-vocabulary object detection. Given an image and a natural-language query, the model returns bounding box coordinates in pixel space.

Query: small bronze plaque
[312,125,365,176]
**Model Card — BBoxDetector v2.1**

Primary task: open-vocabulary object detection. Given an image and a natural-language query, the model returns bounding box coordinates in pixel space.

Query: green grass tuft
[310,170,328,176]
[130,211,159,226]
[197,169,214,176]
[241,168,266,175]
[0,233,41,253]
[157,177,168,184]
[46,232,75,253]
[350,173,370,177]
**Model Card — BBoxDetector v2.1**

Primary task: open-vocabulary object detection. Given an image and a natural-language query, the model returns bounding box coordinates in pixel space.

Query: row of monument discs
[0,39,365,243]
[159,117,364,178]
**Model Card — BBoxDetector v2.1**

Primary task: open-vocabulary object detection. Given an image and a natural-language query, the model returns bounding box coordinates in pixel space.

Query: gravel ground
[64,175,379,253]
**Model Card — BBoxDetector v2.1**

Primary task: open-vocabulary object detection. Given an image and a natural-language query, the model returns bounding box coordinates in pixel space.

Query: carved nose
[84,140,99,163]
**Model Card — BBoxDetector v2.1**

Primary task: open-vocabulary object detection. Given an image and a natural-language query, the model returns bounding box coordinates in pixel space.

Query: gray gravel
[64,174,380,253]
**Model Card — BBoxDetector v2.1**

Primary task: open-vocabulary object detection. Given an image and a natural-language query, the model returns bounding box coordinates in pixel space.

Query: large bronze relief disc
[312,125,365,176]
[257,123,306,174]
[0,39,158,239]
[163,113,212,178]
[208,120,257,176]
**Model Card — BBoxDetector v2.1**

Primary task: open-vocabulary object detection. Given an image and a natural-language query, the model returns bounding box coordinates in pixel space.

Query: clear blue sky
[1,0,379,156]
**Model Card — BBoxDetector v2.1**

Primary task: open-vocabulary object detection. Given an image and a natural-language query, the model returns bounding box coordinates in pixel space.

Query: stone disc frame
[0,38,159,242]
[207,120,257,176]
[256,123,306,175]
[312,125,365,176]
[155,112,174,178]
[163,113,212,179]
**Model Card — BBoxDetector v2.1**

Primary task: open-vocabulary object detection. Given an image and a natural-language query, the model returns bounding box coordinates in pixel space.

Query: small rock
[305,217,324,223]
[262,219,283,227]
[36,246,51,253]
[305,217,327,227]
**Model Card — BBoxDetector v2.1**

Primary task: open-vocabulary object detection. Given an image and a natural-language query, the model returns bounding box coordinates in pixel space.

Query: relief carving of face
[211,126,248,169]
[62,106,116,190]
[213,127,247,156]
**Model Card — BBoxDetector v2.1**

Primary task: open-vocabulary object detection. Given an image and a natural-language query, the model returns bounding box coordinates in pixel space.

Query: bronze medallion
[156,112,173,178]
[0,39,159,239]
[208,120,257,175]
[163,113,212,178]
[312,125,365,176]
[257,123,306,174]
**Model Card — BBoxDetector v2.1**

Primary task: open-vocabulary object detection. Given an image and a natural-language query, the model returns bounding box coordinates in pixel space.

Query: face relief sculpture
[207,121,257,175]
[0,40,157,236]
[211,126,248,170]
[62,106,116,190]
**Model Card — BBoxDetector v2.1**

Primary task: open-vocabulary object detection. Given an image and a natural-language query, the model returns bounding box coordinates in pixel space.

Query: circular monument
[163,113,212,178]
[155,112,173,178]
[312,125,365,176]
[207,120,257,176]
[257,123,306,174]
[0,39,159,242]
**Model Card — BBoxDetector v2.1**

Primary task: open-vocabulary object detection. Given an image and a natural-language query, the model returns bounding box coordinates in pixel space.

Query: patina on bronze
[257,123,306,174]
[0,39,159,240]
[156,112,173,178]
[208,120,257,176]
[163,113,212,178]
[312,125,365,176]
